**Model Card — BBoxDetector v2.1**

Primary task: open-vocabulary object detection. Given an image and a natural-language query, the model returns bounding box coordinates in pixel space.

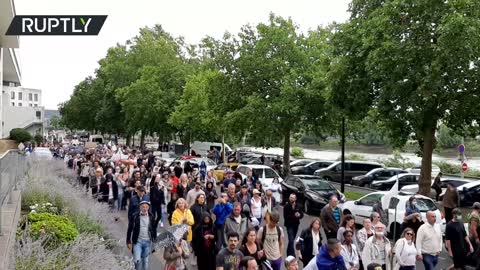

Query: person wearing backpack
[257,210,284,270]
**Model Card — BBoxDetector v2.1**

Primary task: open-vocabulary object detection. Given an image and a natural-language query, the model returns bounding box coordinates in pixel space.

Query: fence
[0,150,27,235]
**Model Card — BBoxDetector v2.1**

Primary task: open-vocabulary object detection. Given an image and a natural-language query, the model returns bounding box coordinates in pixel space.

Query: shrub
[9,128,33,143]
[291,147,304,157]
[28,212,78,246]
[380,151,415,169]
[68,213,105,236]
[337,153,365,161]
[434,161,461,174]
[22,184,67,214]
[34,134,43,146]
[436,125,462,149]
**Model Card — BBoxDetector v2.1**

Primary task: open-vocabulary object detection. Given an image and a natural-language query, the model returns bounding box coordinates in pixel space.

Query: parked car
[457,181,480,207]
[190,141,233,157]
[214,163,240,182]
[401,178,472,199]
[314,161,384,183]
[281,175,345,215]
[237,164,283,189]
[351,168,408,187]
[370,173,420,191]
[291,161,334,175]
[341,191,446,239]
[168,158,217,172]
[33,147,53,160]
[407,164,441,177]
[290,159,315,168]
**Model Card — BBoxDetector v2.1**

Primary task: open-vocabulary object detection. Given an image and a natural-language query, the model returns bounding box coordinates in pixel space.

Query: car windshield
[265,168,278,178]
[252,169,263,177]
[301,180,333,191]
[414,198,438,212]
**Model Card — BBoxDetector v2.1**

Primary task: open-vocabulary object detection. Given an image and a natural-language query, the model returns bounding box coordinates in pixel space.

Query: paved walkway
[0,190,22,270]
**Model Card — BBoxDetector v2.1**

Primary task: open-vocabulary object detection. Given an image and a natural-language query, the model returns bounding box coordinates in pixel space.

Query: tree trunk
[114,134,118,145]
[140,130,145,151]
[283,129,291,177]
[126,134,131,147]
[419,127,436,196]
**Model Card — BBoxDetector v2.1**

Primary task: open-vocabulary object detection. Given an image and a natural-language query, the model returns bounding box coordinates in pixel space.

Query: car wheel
[343,209,352,215]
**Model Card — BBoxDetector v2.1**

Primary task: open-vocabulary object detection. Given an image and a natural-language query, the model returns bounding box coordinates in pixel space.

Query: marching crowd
[57,144,480,270]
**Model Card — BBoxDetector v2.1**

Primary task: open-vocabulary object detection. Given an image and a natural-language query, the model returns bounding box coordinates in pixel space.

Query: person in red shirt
[170,171,179,196]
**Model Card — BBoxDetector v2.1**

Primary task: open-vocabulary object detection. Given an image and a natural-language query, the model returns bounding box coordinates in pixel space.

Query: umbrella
[153,224,188,250]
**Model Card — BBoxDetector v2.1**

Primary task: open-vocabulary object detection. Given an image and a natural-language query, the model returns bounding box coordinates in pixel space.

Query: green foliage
[28,212,78,246]
[337,153,365,161]
[291,147,304,157]
[68,213,104,236]
[34,134,43,146]
[380,151,415,169]
[9,128,32,143]
[344,191,363,201]
[22,185,67,214]
[436,125,462,149]
[329,0,480,195]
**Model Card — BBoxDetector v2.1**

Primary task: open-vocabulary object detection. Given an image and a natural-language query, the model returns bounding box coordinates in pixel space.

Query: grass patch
[344,191,363,201]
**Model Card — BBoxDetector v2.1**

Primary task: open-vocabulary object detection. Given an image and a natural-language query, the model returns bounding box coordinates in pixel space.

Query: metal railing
[0,150,27,235]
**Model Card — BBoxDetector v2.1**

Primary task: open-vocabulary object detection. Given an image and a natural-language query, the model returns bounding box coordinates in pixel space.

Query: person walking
[341,230,360,270]
[257,210,285,270]
[357,218,374,270]
[296,218,322,266]
[250,189,263,224]
[186,181,206,208]
[303,239,347,270]
[415,211,443,270]
[213,194,234,250]
[361,223,391,270]
[402,197,423,235]
[337,214,357,245]
[393,228,417,270]
[205,181,218,211]
[126,201,157,270]
[149,174,166,229]
[445,208,474,270]
[190,194,208,230]
[192,212,216,270]
[224,202,250,244]
[98,173,119,210]
[443,183,460,222]
[467,202,480,269]
[284,193,304,257]
[164,238,190,270]
[216,231,244,270]
[239,228,267,267]
[432,172,442,201]
[321,195,343,240]
[128,185,150,222]
[171,198,195,242]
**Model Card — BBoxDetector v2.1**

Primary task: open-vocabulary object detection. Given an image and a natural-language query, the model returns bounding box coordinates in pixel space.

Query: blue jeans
[133,240,151,270]
[286,225,299,257]
[422,254,438,270]
[117,193,124,211]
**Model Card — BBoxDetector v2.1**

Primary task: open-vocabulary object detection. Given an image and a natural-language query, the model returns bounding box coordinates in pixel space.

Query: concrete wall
[1,95,44,138]
[1,48,4,139]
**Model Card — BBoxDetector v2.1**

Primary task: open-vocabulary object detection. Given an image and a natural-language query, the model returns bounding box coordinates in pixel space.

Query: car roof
[360,191,432,201]
[331,160,384,165]
[288,175,324,180]
[238,164,271,169]
[458,181,480,190]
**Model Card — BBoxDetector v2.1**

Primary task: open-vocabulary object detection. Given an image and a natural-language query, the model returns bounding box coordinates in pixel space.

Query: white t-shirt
[312,230,321,256]
[251,197,262,218]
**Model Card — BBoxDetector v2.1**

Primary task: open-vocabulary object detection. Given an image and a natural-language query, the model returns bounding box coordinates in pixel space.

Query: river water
[243,146,479,170]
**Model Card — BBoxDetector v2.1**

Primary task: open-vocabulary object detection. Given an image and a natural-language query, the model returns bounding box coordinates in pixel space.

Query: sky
[14,0,351,110]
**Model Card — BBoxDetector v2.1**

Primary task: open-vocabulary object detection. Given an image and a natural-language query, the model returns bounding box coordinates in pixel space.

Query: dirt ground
[0,140,18,154]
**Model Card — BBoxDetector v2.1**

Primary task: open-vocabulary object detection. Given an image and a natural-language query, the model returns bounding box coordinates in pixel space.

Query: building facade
[7,86,41,107]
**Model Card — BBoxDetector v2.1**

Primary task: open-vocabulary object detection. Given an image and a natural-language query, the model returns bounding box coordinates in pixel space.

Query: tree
[234,14,332,175]
[329,0,480,195]
[49,115,62,130]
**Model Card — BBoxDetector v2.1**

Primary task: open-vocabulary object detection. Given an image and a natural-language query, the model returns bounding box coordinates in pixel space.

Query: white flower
[30,205,36,209]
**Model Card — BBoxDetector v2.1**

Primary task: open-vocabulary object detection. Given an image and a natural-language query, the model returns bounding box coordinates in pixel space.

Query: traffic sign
[462,162,468,172]
[458,144,465,153]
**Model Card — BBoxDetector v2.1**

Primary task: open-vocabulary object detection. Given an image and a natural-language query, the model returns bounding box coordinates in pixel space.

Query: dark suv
[313,161,384,183]
[352,168,407,187]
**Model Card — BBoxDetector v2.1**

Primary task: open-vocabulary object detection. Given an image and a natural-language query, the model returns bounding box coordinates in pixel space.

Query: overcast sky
[14,0,351,109]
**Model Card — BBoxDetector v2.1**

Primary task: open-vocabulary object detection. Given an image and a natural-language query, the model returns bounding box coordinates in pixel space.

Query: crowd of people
[55,143,480,270]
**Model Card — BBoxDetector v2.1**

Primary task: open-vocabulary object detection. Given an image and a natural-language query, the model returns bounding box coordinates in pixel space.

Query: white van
[89,135,104,144]
[190,141,232,157]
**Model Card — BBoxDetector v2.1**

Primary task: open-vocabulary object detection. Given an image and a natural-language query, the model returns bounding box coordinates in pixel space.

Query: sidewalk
[0,190,22,270]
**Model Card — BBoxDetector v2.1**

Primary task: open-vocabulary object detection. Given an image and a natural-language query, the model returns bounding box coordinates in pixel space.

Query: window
[29,104,33,107]
[29,93,32,101]
[411,198,437,212]
[358,193,383,206]
[252,169,264,178]
[284,176,296,185]
[351,163,368,171]
[265,168,278,178]
[18,92,22,100]
[34,104,38,107]
[34,94,38,102]
[10,91,15,99]
[36,111,41,120]
[11,102,15,106]
[18,102,22,106]
[238,167,248,175]
[9,82,15,87]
